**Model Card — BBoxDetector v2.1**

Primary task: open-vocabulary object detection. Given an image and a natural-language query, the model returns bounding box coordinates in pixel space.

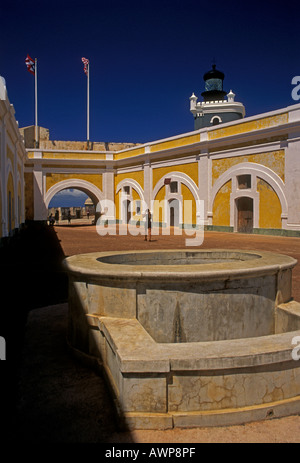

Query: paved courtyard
[13,225,300,443]
[55,224,300,301]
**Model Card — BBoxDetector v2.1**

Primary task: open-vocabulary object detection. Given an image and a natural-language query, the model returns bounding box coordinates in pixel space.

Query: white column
[285,134,300,229]
[143,152,151,211]
[102,169,115,221]
[198,150,209,225]
[33,160,47,220]
[1,114,8,236]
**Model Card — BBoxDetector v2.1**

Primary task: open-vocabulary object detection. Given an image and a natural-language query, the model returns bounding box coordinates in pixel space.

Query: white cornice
[192,101,246,117]
[24,103,300,169]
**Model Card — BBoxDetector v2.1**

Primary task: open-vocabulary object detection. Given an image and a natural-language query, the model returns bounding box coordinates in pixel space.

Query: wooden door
[237,197,253,233]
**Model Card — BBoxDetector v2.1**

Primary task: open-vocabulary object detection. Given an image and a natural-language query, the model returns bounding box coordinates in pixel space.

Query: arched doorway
[48,188,96,223]
[45,179,105,223]
[236,197,253,233]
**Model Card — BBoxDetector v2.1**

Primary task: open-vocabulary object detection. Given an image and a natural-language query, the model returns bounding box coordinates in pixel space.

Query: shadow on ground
[0,223,131,443]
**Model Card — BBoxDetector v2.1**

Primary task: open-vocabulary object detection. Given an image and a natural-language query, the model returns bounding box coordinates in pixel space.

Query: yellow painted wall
[115,190,120,220]
[257,178,282,229]
[150,133,200,153]
[115,147,145,160]
[212,180,231,227]
[153,185,166,224]
[181,184,196,224]
[42,151,106,160]
[131,187,143,221]
[212,150,285,185]
[209,113,288,140]
[152,163,198,190]
[46,173,102,192]
[24,172,34,220]
[115,170,144,190]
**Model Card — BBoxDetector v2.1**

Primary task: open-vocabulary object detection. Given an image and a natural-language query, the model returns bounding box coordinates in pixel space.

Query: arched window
[210,115,222,126]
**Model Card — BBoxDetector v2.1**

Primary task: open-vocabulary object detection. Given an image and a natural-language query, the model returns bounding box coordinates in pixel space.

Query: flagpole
[35,58,38,148]
[87,61,90,149]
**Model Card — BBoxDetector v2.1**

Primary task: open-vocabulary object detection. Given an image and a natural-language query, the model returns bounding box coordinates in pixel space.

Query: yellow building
[22,101,300,237]
[2,72,300,238]
[0,77,26,239]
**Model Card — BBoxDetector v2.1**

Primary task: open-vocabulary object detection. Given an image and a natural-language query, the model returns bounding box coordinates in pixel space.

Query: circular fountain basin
[65,249,296,343]
[63,249,300,429]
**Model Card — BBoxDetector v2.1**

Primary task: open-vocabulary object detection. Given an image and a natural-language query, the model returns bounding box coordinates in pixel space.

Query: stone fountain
[63,249,300,429]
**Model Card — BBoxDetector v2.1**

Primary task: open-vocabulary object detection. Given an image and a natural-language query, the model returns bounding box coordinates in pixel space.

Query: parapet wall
[19,125,140,151]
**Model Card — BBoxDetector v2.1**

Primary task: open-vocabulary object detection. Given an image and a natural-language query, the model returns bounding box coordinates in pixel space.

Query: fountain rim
[63,249,297,281]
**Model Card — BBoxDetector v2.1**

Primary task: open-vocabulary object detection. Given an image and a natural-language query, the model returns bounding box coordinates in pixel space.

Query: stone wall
[19,125,140,151]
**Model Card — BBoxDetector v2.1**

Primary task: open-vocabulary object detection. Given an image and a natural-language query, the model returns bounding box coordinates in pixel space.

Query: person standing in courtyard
[144,209,152,241]
[55,209,59,224]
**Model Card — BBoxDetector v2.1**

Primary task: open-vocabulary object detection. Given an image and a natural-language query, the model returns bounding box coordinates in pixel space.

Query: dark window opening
[170,181,178,193]
[237,175,251,189]
[212,117,221,126]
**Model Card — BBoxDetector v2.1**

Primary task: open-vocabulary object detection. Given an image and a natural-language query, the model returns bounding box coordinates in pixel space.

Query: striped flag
[82,57,89,75]
[25,54,35,75]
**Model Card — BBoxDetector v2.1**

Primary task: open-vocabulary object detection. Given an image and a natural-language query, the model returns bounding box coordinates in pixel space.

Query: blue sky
[48,189,88,208]
[2,0,300,146]
[2,0,300,207]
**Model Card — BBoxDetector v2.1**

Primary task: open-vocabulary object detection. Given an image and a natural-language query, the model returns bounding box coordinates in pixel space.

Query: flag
[25,54,35,75]
[82,57,89,75]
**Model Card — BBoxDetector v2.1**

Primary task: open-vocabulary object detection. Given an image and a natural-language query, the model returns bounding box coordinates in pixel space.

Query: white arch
[116,178,145,224]
[152,171,202,227]
[116,178,145,203]
[210,115,222,124]
[210,162,288,216]
[153,171,201,205]
[44,178,104,208]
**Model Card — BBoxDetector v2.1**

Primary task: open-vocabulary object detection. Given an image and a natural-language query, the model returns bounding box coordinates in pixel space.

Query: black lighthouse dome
[201,64,227,102]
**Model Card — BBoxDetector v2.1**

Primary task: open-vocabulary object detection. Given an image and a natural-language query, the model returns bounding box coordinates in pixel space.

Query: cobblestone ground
[13,224,300,443]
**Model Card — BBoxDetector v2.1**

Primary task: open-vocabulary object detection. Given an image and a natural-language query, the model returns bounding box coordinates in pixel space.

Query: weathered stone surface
[64,249,300,429]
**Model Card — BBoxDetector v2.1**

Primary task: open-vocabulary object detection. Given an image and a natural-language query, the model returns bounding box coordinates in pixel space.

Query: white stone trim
[151,155,198,169]
[210,162,288,230]
[116,178,145,223]
[210,140,284,160]
[152,172,201,226]
[210,115,222,124]
[42,167,106,175]
[44,178,105,209]
[116,178,145,203]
